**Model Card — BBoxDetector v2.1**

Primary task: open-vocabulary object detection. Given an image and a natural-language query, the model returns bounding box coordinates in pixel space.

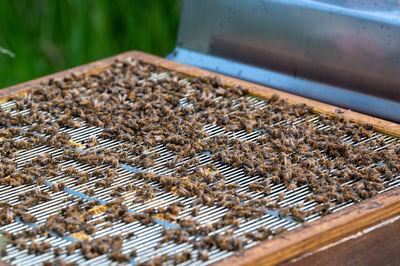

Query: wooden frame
[2,51,400,265]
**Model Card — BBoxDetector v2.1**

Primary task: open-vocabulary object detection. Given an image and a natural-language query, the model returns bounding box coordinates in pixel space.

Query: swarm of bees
[0,57,399,265]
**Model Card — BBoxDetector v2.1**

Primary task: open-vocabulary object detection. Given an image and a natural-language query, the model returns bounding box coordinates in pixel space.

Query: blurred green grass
[0,0,182,88]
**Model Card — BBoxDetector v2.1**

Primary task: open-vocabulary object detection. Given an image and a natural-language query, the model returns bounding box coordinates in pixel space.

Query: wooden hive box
[1,51,400,265]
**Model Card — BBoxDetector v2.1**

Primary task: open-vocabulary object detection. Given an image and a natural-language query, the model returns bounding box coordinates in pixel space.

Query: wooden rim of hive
[1,51,400,265]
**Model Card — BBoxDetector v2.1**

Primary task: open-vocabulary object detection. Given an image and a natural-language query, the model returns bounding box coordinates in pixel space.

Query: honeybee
[38,241,51,254]
[109,252,129,262]
[76,176,89,185]
[174,249,191,264]
[51,182,65,192]
[14,237,26,251]
[129,247,137,258]
[53,246,63,257]
[21,213,37,223]
[67,242,81,255]
[85,188,95,197]
[274,227,287,235]
[272,176,280,184]
[64,167,77,176]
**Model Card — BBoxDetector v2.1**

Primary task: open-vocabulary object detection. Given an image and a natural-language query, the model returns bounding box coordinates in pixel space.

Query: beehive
[0,51,399,265]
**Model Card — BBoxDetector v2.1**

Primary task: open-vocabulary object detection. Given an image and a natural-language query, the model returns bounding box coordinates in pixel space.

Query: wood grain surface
[284,215,400,266]
[1,50,400,265]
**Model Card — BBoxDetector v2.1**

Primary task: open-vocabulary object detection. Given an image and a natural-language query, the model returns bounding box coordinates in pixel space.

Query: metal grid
[0,72,399,265]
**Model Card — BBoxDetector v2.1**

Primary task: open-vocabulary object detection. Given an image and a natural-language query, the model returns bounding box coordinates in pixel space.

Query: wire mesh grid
[0,71,399,265]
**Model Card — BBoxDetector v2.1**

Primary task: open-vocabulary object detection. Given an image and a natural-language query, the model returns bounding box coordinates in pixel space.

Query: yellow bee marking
[69,231,90,241]
[68,140,85,149]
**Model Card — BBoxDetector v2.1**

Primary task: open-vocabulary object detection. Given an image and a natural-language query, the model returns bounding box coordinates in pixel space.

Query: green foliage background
[0,0,182,88]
